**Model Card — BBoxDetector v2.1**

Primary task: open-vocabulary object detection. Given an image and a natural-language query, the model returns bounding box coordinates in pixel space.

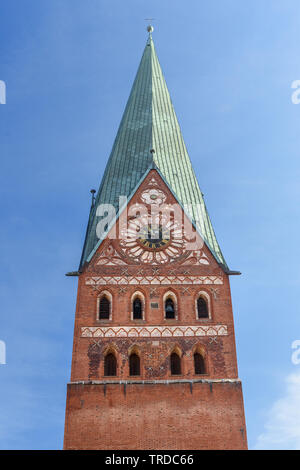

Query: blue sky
[1,0,300,449]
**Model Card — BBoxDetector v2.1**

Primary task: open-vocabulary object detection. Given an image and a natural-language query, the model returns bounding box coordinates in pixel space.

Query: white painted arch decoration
[86,275,223,287]
[81,324,228,339]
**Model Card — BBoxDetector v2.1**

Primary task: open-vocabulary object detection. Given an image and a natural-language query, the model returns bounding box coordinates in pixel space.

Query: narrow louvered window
[194,353,206,374]
[197,297,208,318]
[133,298,142,320]
[129,353,140,376]
[170,352,181,375]
[99,296,110,319]
[104,353,116,376]
[165,298,175,319]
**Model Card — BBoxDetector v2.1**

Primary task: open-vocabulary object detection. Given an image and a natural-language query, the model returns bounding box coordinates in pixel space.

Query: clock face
[138,224,170,250]
[120,212,185,264]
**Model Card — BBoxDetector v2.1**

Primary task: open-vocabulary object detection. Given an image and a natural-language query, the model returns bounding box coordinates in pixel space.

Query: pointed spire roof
[80,32,227,270]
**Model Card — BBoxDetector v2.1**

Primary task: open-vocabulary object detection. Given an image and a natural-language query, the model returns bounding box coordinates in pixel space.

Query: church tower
[63,28,247,450]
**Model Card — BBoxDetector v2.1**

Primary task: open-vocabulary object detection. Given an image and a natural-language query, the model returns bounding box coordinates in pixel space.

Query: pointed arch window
[165,298,175,319]
[129,353,140,376]
[99,295,110,320]
[170,352,181,375]
[133,298,142,320]
[197,297,209,319]
[194,352,206,375]
[104,353,117,376]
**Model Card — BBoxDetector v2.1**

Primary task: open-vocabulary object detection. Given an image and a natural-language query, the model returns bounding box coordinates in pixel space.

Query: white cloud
[254,371,300,450]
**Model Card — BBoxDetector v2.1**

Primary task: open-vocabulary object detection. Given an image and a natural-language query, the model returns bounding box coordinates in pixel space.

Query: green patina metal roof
[80,34,227,270]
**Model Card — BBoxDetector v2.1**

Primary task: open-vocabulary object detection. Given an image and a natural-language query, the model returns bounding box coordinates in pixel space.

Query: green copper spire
[80,32,227,269]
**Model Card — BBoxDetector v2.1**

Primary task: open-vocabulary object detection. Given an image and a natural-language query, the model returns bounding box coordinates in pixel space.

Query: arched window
[165,298,175,319]
[99,296,110,320]
[197,297,209,319]
[133,298,142,320]
[129,353,140,376]
[170,352,181,375]
[104,353,116,376]
[194,352,206,375]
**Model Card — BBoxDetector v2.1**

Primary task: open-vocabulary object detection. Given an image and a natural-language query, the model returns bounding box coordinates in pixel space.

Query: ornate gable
[85,169,222,274]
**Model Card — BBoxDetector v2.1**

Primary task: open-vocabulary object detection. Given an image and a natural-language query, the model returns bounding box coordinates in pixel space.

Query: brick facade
[64,382,247,450]
[63,170,247,449]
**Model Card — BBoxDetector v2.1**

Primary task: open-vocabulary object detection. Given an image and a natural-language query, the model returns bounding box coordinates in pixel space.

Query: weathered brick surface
[64,170,247,449]
[64,382,247,450]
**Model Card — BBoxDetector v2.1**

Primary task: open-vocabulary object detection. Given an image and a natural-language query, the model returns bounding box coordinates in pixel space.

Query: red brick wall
[70,272,239,382]
[64,382,247,450]
[64,170,247,449]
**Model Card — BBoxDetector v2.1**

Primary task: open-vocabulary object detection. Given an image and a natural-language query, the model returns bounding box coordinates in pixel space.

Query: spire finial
[150,148,156,168]
[147,25,154,34]
[145,19,154,36]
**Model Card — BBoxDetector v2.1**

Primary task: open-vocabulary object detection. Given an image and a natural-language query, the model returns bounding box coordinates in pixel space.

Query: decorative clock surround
[119,183,188,264]
[94,176,211,267]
